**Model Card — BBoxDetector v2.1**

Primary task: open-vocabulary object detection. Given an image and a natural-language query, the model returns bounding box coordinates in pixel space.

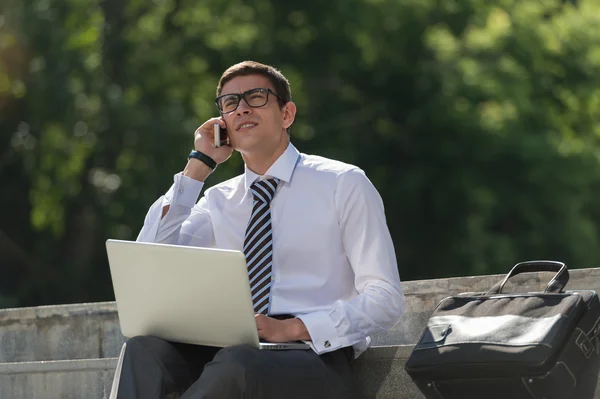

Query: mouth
[236,122,258,131]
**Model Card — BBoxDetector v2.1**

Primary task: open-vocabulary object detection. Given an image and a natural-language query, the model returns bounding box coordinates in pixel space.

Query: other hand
[255,314,310,342]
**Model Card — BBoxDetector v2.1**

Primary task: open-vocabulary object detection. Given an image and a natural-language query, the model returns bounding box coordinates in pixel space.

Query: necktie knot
[250,178,279,204]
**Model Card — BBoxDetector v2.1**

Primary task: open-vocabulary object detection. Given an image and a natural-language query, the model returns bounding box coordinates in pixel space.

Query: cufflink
[324,341,331,348]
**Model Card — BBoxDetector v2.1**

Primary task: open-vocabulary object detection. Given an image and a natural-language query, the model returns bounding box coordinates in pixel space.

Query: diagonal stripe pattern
[244,178,280,315]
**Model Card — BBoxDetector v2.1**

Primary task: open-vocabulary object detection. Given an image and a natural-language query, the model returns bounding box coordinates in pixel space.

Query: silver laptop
[105,239,309,350]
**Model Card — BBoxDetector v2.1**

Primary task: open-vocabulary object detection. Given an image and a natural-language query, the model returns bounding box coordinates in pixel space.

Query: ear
[282,101,296,130]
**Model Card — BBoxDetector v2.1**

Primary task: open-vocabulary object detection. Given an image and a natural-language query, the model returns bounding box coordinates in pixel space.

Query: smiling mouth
[237,123,257,131]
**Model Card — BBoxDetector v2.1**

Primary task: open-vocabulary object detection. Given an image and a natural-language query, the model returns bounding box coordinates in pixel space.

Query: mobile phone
[214,123,230,148]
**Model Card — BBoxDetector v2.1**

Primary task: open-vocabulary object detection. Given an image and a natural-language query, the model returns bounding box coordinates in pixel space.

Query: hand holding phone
[214,123,230,148]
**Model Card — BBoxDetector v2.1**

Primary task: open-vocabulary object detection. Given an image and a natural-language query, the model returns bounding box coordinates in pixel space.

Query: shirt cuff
[165,173,204,208]
[297,311,341,354]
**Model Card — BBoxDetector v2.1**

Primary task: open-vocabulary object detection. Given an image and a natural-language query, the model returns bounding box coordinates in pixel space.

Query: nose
[236,98,252,115]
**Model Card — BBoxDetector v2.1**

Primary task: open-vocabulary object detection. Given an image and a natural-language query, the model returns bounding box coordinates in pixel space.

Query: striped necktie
[244,178,280,315]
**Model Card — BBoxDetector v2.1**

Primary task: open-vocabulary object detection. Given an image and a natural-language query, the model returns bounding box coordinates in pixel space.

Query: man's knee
[125,335,159,349]
[184,345,264,397]
[213,345,262,366]
[124,335,170,359]
[208,345,264,379]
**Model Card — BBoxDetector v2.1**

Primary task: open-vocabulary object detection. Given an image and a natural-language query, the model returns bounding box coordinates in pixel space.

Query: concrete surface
[2,344,598,398]
[2,267,600,398]
[0,358,117,399]
[0,346,422,399]
[2,267,600,362]
[0,302,123,363]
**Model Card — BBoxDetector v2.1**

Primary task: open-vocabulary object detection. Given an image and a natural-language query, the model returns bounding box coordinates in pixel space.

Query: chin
[232,138,260,155]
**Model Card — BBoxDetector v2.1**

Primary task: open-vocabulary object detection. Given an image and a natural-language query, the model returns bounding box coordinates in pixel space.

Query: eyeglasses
[215,88,284,114]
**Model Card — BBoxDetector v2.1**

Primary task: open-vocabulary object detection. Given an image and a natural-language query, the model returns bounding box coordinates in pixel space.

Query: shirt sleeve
[297,168,405,355]
[137,173,216,247]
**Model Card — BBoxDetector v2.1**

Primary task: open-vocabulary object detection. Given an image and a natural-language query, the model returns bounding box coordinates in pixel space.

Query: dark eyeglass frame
[215,88,284,114]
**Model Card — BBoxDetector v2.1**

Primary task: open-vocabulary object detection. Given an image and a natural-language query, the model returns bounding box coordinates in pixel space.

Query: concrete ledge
[2,265,600,399]
[354,346,423,399]
[2,345,600,399]
[0,346,424,399]
[0,358,116,399]
[0,302,124,362]
[0,358,118,375]
[2,267,600,363]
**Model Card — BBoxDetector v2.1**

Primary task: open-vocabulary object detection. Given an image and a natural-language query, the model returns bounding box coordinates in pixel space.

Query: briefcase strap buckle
[589,317,600,340]
[576,331,594,359]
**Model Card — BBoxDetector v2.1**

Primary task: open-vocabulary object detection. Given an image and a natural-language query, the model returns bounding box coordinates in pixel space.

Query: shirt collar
[243,143,300,194]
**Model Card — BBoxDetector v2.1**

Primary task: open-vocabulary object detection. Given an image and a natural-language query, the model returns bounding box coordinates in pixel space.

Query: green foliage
[2,0,600,307]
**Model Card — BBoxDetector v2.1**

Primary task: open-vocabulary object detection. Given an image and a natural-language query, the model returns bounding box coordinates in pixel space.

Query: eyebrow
[220,87,274,96]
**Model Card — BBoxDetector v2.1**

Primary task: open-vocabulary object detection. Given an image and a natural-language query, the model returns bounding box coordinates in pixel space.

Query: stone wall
[1,266,600,398]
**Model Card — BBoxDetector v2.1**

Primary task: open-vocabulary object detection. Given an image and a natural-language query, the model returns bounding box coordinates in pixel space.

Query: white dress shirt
[137,143,405,357]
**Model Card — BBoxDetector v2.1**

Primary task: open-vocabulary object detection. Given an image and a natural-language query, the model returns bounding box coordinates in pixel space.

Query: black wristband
[188,150,217,171]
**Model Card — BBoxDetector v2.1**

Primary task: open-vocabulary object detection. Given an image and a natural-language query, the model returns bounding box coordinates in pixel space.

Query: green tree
[1,0,600,307]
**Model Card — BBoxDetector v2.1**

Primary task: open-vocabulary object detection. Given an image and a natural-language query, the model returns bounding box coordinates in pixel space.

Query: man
[112,61,404,398]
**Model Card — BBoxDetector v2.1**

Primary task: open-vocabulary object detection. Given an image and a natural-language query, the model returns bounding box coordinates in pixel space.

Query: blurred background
[2,0,600,309]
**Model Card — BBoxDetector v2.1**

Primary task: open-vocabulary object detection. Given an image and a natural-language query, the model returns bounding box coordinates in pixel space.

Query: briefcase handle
[486,260,569,295]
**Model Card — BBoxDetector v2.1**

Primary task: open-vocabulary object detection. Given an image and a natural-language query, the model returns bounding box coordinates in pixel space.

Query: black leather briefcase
[404,261,600,399]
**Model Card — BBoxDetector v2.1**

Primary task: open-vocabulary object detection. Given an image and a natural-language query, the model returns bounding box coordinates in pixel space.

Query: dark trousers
[111,336,355,399]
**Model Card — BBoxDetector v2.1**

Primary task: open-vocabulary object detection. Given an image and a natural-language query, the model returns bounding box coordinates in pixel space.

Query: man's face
[218,74,293,155]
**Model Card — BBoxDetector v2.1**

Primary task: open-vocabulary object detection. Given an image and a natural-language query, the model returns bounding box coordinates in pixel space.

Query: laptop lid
[105,239,309,351]
[106,239,261,348]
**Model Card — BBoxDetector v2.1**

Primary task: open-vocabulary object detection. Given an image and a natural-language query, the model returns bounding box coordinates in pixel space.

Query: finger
[195,121,217,139]
[196,117,222,133]
[195,127,213,143]
[208,117,226,129]
[255,314,265,328]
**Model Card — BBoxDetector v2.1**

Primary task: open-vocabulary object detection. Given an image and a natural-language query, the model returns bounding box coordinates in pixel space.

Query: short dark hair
[216,61,291,104]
